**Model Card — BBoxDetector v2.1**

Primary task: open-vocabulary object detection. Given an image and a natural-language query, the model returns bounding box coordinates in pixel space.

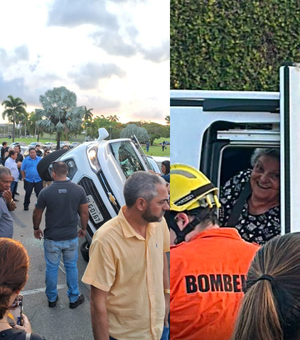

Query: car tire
[81,240,90,262]
[37,149,69,181]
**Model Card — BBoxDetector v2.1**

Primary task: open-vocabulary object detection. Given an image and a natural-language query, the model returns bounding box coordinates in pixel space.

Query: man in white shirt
[5,150,19,201]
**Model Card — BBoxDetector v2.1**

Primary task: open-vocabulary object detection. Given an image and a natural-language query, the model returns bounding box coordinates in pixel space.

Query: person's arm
[13,313,32,333]
[90,285,110,340]
[78,203,89,238]
[163,252,170,326]
[20,170,25,180]
[33,207,44,239]
[3,190,16,211]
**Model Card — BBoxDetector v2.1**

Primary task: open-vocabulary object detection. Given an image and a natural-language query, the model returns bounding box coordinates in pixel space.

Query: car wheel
[37,149,69,181]
[81,240,90,262]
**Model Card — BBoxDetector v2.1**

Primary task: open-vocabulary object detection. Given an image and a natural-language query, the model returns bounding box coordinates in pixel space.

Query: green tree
[18,111,29,137]
[120,124,150,143]
[82,107,93,139]
[85,116,124,140]
[165,115,170,125]
[107,115,119,122]
[83,107,93,121]
[35,87,85,149]
[1,95,27,142]
[27,111,38,136]
[142,122,169,145]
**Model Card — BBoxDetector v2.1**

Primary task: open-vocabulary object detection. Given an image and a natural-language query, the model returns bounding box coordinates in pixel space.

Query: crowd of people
[0,151,171,339]
[2,142,298,340]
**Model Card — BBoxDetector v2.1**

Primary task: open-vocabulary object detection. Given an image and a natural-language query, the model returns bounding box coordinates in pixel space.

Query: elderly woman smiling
[219,148,280,245]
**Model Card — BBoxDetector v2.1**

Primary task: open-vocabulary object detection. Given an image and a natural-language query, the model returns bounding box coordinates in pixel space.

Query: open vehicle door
[280,63,300,234]
[171,63,300,237]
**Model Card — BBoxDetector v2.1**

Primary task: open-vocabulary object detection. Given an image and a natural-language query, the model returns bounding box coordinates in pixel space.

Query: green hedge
[171,0,300,90]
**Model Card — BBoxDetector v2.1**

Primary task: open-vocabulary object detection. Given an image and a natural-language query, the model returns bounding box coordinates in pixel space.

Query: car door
[280,64,300,234]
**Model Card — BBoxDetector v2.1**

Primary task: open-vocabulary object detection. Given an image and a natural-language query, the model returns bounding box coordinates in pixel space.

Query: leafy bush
[171,0,300,90]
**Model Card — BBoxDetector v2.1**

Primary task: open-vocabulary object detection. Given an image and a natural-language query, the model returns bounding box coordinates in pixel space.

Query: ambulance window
[219,146,255,187]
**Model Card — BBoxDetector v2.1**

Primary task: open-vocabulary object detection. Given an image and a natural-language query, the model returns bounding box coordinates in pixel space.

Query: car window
[110,141,144,178]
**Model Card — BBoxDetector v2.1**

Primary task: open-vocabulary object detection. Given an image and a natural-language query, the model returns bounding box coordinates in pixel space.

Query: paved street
[11,184,94,340]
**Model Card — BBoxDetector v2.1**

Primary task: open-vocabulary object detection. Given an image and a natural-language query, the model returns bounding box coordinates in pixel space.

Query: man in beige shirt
[82,171,170,340]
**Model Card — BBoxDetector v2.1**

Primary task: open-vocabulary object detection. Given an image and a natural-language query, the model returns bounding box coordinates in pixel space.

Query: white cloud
[0,45,29,69]
[139,40,170,63]
[90,30,137,57]
[47,0,119,29]
[68,62,126,90]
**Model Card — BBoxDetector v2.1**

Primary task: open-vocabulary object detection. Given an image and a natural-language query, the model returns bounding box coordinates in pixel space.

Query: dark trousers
[109,337,117,340]
[14,181,19,195]
[24,180,43,207]
[10,181,17,200]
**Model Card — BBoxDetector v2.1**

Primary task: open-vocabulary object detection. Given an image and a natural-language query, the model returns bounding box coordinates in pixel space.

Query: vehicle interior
[110,141,145,178]
[199,121,280,193]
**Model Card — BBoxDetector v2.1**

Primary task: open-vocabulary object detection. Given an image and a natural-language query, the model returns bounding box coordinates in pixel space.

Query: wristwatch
[33,226,40,230]
[164,289,170,294]
[8,199,14,204]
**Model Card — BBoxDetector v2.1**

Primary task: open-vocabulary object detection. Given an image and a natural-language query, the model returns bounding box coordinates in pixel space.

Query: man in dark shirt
[35,144,43,157]
[1,142,8,165]
[33,161,89,309]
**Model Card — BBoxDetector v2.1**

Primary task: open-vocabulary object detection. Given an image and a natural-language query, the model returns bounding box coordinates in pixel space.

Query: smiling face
[142,183,169,222]
[250,155,280,204]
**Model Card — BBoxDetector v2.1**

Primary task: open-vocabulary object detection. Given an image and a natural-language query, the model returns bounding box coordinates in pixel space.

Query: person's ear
[175,212,190,231]
[135,197,147,212]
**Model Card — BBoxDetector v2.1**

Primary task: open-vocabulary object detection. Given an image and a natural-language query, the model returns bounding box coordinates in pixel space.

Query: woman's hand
[13,314,32,334]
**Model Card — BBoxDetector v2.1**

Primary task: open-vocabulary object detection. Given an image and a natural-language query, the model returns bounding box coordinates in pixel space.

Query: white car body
[54,129,152,245]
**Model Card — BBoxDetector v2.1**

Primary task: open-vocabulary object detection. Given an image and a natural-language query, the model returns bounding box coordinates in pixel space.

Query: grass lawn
[146,137,170,157]
[143,145,170,157]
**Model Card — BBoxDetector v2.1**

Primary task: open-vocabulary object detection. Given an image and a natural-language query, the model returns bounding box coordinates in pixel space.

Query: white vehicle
[38,129,156,260]
[171,63,300,236]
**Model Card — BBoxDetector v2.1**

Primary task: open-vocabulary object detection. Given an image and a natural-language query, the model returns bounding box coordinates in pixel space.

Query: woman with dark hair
[0,238,45,339]
[161,160,170,175]
[219,148,280,245]
[232,232,300,340]
[161,160,170,183]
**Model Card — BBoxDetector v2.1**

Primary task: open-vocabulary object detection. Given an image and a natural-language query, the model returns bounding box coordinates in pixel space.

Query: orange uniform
[170,228,259,340]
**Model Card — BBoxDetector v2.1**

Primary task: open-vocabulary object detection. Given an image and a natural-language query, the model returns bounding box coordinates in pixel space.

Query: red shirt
[170,228,259,340]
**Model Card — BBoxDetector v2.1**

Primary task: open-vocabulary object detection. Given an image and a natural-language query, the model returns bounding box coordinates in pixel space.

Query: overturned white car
[37,128,160,260]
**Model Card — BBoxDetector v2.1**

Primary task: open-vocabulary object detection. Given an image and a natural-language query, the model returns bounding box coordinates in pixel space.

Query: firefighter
[170,164,259,340]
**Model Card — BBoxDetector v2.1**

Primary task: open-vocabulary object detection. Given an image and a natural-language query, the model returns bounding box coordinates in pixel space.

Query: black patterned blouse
[219,169,280,245]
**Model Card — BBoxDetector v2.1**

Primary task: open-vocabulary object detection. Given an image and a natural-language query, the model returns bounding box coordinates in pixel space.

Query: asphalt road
[11,184,94,340]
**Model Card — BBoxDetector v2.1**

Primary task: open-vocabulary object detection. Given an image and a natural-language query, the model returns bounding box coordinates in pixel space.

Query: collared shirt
[21,156,42,183]
[5,157,19,181]
[0,193,13,238]
[170,228,259,340]
[82,206,170,340]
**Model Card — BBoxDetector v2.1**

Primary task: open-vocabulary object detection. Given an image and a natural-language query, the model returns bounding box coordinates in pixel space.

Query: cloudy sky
[0,0,169,124]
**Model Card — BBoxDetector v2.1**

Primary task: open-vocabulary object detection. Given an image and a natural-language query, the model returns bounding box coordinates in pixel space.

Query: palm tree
[2,95,27,142]
[27,111,38,136]
[83,107,93,121]
[107,115,119,122]
[36,86,85,149]
[83,107,93,138]
[19,111,29,137]
[165,115,170,125]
